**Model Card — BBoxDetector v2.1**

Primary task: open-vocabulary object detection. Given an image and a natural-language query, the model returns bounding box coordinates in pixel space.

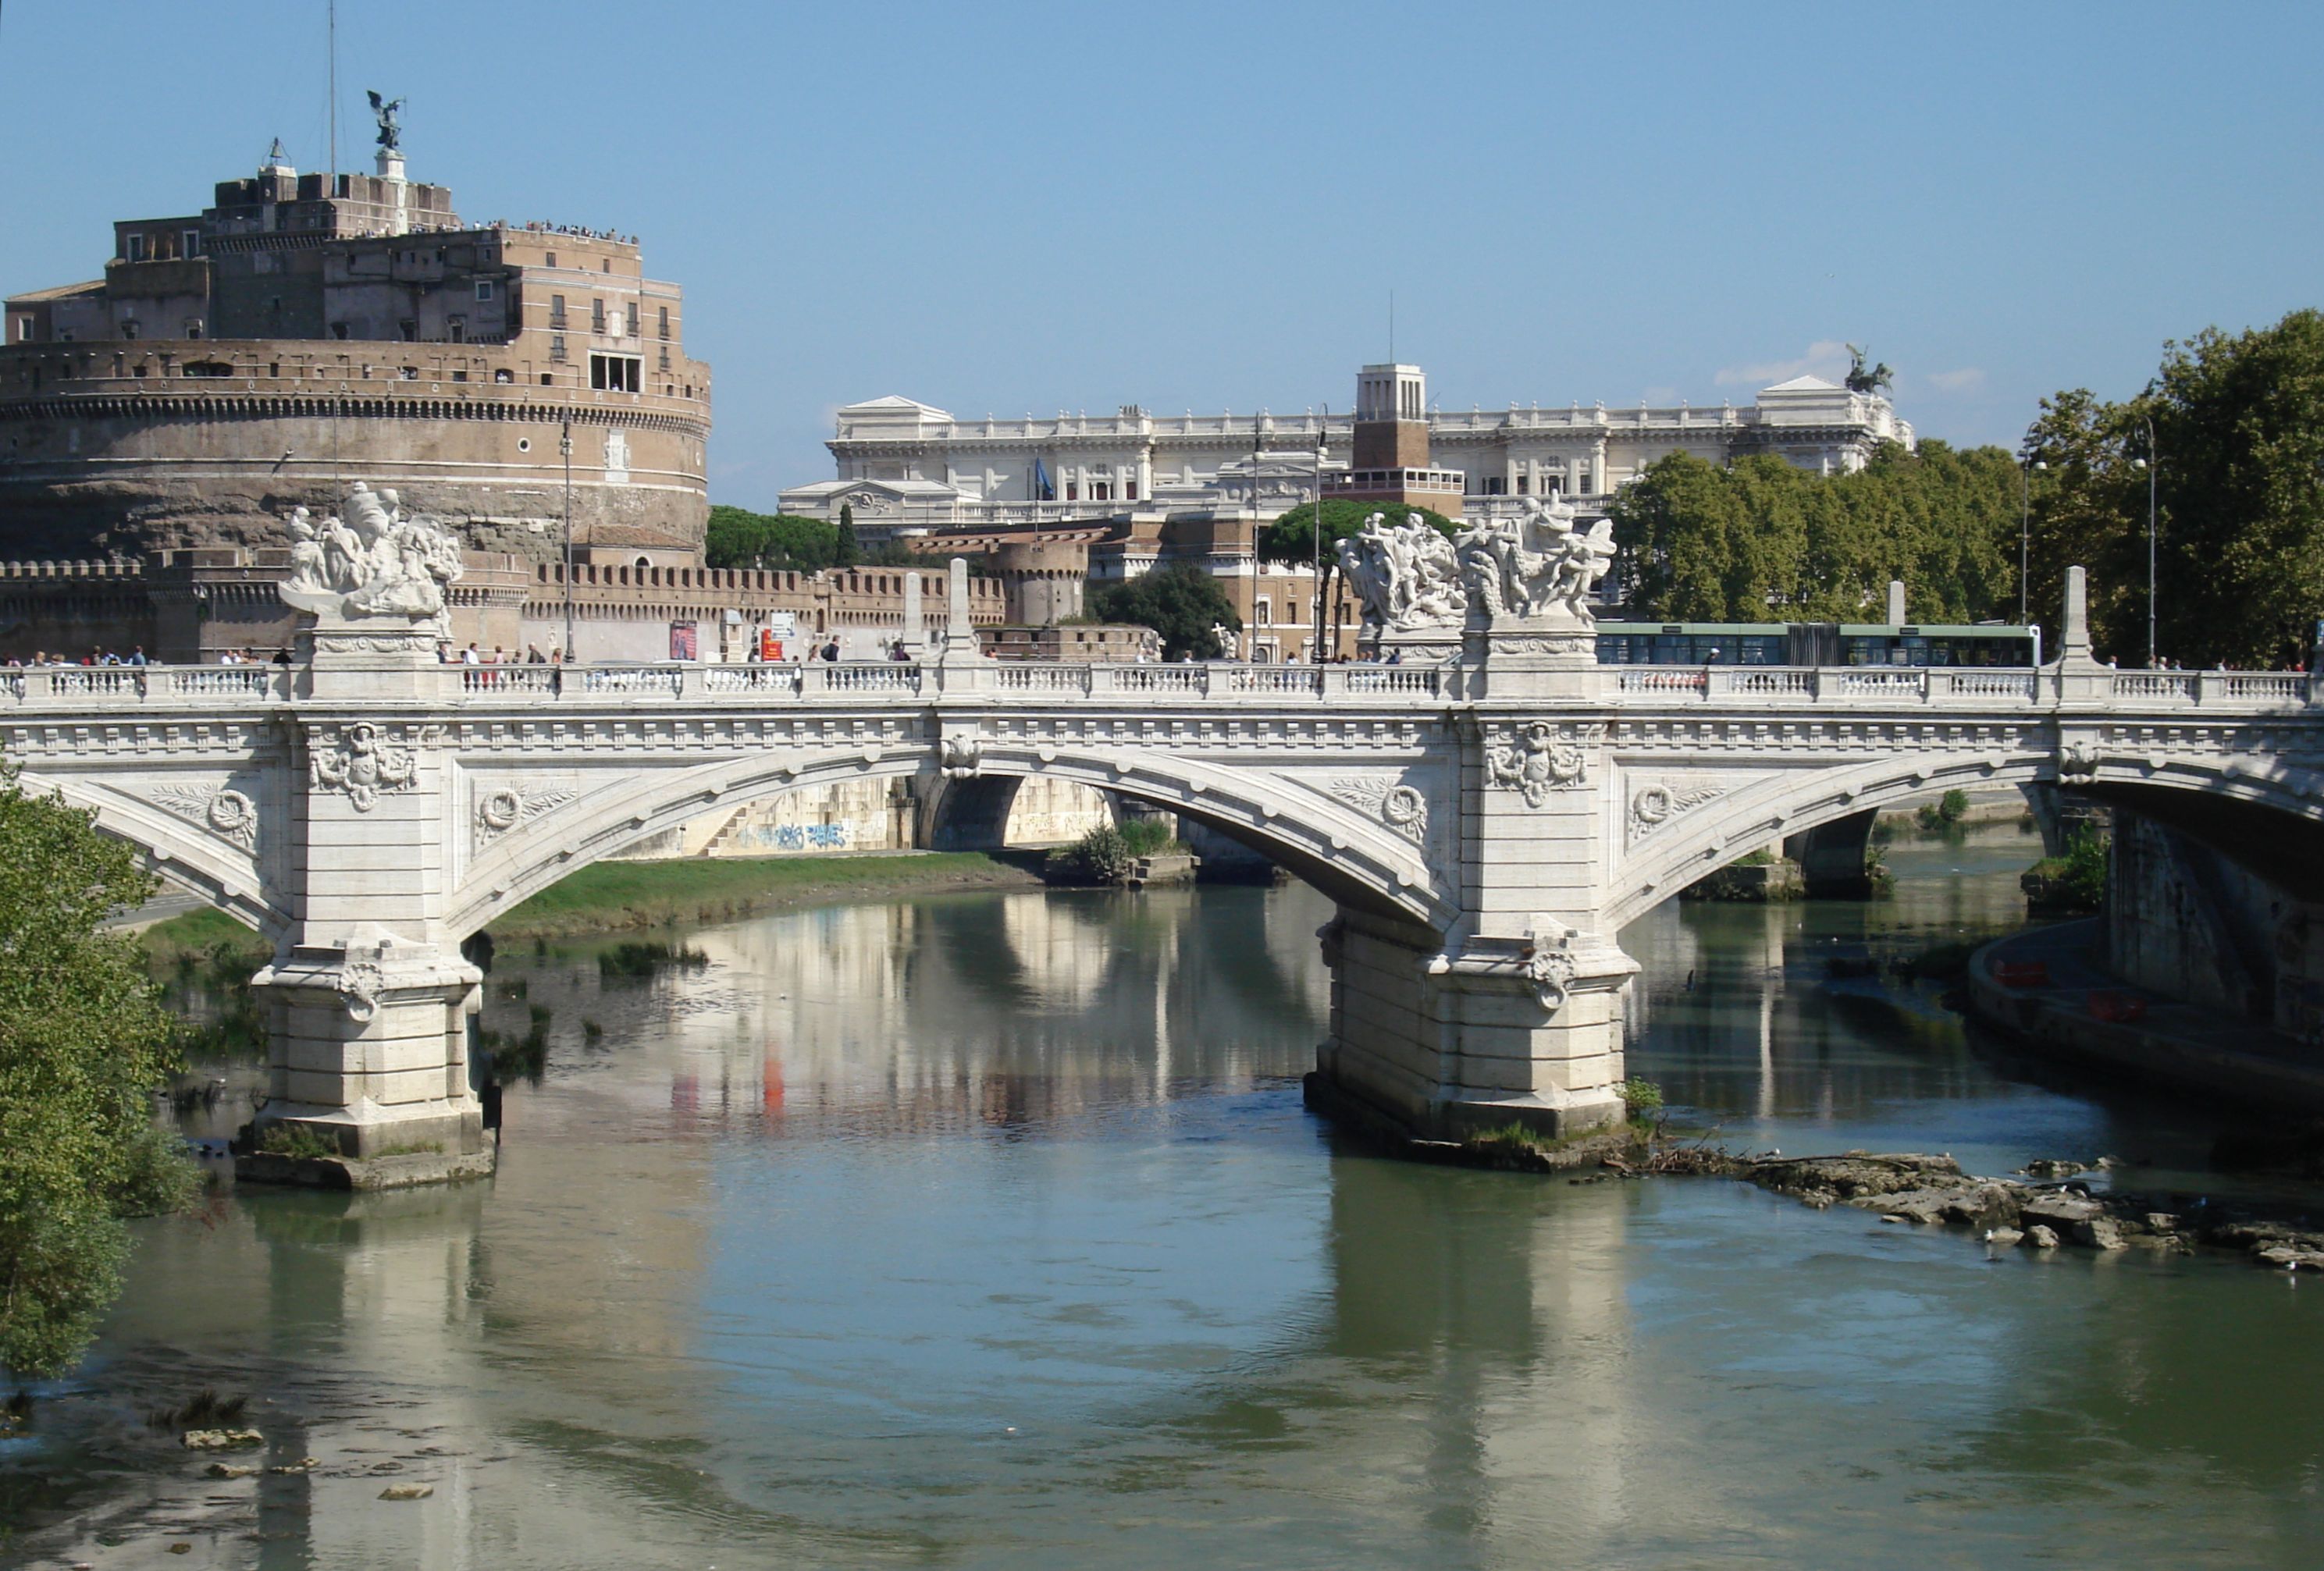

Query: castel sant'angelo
[2,112,712,563]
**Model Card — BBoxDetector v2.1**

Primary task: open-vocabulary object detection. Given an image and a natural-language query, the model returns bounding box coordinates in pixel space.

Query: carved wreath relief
[475,783,580,842]
[1486,722,1590,806]
[311,723,418,811]
[1628,781,1728,844]
[1326,775,1429,845]
[149,784,260,852]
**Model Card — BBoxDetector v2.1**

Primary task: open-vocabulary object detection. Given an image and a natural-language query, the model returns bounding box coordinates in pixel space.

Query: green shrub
[258,1124,340,1160]
[1621,1078,1664,1120]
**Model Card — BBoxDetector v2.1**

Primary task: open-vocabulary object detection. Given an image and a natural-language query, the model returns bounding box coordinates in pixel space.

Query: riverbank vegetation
[1042,818,1187,886]
[0,770,198,1377]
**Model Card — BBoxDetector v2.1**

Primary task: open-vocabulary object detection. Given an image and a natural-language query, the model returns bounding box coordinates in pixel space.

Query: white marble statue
[1211,622,1239,660]
[1455,493,1617,624]
[1336,512,1468,637]
[280,482,465,630]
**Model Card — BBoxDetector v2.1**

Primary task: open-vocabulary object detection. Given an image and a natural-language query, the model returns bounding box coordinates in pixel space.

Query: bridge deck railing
[3,661,2318,713]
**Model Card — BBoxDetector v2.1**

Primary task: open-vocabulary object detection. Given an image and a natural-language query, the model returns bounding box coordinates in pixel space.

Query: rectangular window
[588,353,641,391]
[1256,599,1272,627]
[1066,482,1079,501]
[590,298,606,332]
[120,319,140,339]
[625,301,639,337]
[330,322,349,340]
[181,229,201,258]
[658,305,670,340]
[448,318,465,343]
[183,318,204,339]
[125,234,146,262]
[550,333,567,363]
[475,279,495,301]
[398,320,418,342]
[1515,474,1529,494]
[1126,479,1138,502]
[658,347,671,371]
[550,294,567,328]
[1091,482,1110,502]
[545,251,557,268]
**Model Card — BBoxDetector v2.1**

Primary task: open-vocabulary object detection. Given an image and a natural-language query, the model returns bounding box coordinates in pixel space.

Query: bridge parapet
[9,658,2318,716]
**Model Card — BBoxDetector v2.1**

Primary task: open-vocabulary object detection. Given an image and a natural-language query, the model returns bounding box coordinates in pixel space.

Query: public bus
[1593,621,2040,668]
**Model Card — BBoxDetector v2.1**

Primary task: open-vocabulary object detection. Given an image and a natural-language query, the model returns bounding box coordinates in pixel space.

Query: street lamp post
[2019,456,2046,624]
[1311,404,1328,663]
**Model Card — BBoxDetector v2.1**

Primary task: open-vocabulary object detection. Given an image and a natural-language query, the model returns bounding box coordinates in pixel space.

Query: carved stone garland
[148,784,260,852]
[1628,781,1728,844]
[1326,775,1430,846]
[475,783,581,844]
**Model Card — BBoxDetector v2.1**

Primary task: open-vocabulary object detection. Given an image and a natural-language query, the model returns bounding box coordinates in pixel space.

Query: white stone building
[779,372,1914,536]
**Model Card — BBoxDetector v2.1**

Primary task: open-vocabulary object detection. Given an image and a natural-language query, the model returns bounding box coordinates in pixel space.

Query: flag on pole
[1033,457,1055,503]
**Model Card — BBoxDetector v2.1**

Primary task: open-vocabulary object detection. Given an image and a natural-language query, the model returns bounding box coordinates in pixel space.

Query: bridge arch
[448,741,1453,941]
[16,769,284,938]
[1607,746,2324,927]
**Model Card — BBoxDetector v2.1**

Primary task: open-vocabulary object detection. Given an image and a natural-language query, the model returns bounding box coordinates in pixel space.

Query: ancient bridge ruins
[7,492,2321,1182]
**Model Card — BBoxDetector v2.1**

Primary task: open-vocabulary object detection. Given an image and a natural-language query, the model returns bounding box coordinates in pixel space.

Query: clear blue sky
[4,2,2319,510]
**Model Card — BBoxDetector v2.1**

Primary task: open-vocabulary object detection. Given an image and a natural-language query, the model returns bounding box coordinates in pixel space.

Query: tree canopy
[1256,499,1459,570]
[0,771,195,1377]
[705,506,916,573]
[1608,443,2020,626]
[2023,308,2324,668]
[1089,565,1240,660]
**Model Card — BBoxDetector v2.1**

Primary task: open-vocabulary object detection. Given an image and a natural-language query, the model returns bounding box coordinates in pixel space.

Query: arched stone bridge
[9,567,2320,1181]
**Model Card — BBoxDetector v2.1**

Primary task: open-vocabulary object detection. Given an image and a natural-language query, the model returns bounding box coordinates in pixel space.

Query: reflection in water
[9,828,2324,1566]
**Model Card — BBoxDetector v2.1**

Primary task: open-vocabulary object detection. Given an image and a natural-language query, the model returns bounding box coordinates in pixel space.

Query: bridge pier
[236,613,493,1187]
[1315,910,1636,1141]
[244,937,490,1180]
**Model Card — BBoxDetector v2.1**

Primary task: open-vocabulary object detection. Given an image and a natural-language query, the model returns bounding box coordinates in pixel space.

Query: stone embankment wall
[2106,812,2324,1036]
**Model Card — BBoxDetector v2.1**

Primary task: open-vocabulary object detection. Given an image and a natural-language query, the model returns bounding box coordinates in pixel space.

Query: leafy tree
[703,506,848,572]
[2145,311,2324,667]
[0,770,196,1377]
[2020,389,2147,660]
[1258,500,1457,650]
[2023,309,2324,668]
[1089,564,1240,660]
[1610,444,2020,625]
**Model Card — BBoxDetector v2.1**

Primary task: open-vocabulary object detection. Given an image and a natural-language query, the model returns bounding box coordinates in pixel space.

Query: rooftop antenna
[1389,290,1395,363]
[327,0,337,183]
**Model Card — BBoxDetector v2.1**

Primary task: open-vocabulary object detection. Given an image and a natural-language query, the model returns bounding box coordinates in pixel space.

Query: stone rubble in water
[379,1483,435,1501]
[181,1427,263,1449]
[1725,1150,2324,1267]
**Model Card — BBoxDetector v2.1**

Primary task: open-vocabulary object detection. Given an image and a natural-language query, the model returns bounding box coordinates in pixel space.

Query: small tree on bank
[0,770,196,1377]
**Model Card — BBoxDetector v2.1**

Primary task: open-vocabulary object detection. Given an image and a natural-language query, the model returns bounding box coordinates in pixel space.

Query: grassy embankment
[139,849,1046,960]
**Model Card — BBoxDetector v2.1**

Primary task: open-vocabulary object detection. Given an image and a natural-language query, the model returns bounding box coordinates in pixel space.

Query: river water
[10,823,2324,1568]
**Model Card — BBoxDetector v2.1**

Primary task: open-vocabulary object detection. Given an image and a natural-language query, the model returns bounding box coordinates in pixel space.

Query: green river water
[6,821,2324,1568]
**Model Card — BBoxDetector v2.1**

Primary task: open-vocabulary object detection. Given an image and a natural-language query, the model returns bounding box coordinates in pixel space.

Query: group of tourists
[8,646,151,668]
[436,642,562,666]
